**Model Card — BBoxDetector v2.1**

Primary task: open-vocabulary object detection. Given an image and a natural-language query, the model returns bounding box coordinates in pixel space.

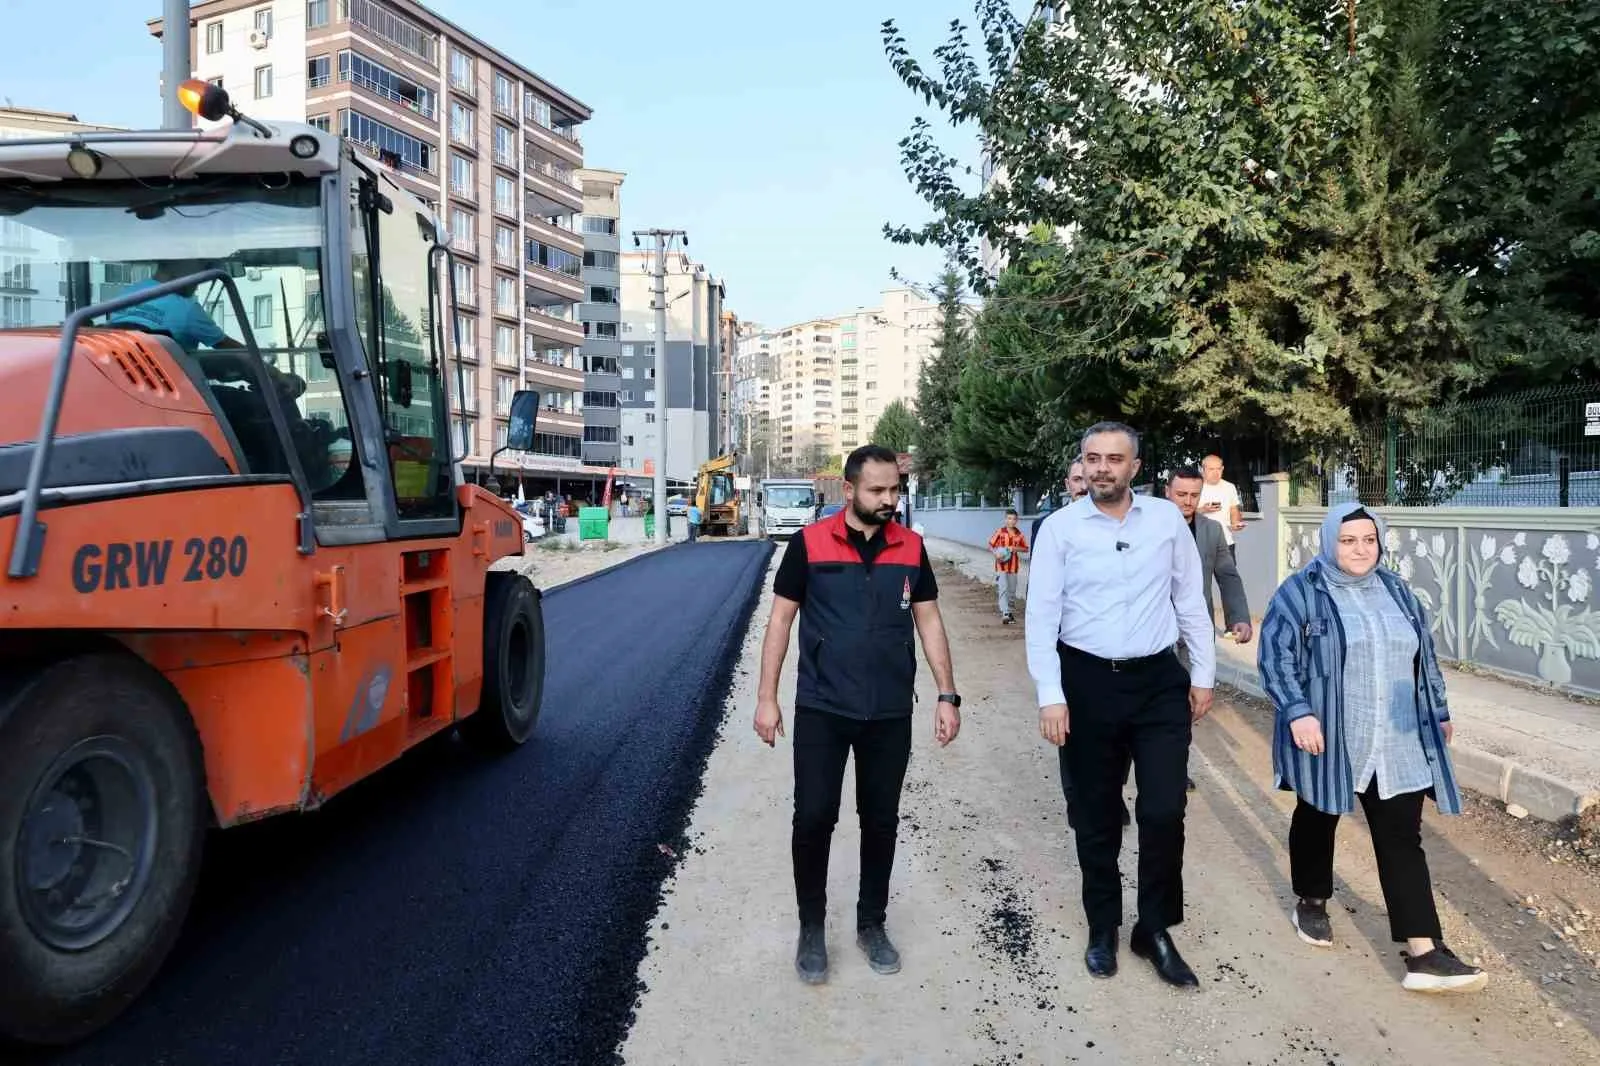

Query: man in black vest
[754,444,961,986]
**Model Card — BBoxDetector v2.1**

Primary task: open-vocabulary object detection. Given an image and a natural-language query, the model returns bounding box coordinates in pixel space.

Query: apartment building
[767,317,840,471]
[618,250,726,485]
[149,0,595,492]
[832,286,941,453]
[578,168,623,469]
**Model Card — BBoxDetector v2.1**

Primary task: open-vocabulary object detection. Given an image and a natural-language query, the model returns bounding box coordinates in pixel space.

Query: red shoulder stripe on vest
[802,519,862,564]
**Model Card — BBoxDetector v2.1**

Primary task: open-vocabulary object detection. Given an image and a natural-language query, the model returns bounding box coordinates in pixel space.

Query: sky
[0,0,1020,329]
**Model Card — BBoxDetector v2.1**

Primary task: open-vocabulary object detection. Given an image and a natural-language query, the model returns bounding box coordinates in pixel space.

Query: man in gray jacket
[1167,466,1252,643]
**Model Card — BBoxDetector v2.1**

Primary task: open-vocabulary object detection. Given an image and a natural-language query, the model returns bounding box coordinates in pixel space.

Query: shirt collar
[1071,491,1151,520]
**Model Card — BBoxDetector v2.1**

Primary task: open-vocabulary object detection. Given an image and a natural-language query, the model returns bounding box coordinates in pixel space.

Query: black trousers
[1059,643,1192,934]
[1289,782,1443,943]
[792,708,913,929]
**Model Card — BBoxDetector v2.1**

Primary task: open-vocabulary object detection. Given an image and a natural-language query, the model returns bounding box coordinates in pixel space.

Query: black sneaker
[1402,943,1487,993]
[1002,614,1015,625]
[1292,898,1333,947]
[856,923,902,975]
[795,923,827,985]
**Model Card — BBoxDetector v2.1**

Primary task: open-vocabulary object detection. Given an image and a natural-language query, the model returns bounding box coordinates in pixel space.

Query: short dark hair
[1005,508,1018,517]
[1169,464,1204,482]
[844,444,900,484]
[1081,420,1141,458]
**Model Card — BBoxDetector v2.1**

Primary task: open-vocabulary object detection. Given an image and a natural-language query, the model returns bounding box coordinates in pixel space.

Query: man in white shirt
[1025,422,1215,990]
[1197,455,1245,561]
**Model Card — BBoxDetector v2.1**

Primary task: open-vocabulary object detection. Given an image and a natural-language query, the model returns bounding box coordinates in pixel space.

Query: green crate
[578,506,609,541]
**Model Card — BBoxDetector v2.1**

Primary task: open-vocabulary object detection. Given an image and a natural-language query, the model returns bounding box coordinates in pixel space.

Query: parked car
[818,503,845,519]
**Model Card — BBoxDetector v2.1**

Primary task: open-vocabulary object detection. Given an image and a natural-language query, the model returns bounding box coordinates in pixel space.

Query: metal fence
[1295,383,1600,508]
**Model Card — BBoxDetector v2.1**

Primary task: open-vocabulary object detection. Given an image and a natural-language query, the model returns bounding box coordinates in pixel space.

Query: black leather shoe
[1084,927,1118,978]
[1130,927,1199,988]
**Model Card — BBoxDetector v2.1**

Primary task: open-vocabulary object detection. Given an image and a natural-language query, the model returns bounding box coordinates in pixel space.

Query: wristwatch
[937,692,962,709]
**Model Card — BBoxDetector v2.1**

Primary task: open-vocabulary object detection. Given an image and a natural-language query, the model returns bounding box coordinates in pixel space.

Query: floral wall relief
[1398,528,1457,650]
[1492,532,1600,685]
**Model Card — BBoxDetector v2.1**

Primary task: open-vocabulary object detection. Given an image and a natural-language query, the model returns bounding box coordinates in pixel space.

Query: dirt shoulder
[617,554,1600,1065]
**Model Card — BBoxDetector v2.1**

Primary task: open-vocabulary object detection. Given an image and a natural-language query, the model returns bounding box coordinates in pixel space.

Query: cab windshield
[766,485,815,508]
[0,176,357,493]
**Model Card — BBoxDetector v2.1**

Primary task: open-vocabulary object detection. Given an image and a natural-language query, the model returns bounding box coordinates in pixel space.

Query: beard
[852,499,894,526]
[1089,478,1130,503]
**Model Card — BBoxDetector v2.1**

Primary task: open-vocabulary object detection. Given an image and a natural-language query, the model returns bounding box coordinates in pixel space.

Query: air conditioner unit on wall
[248,29,270,49]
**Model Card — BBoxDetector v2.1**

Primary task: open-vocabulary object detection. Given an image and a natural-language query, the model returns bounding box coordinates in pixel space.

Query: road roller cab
[0,80,547,1046]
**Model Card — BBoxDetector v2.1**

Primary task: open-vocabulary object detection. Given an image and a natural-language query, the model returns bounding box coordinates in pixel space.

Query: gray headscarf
[1317,501,1388,588]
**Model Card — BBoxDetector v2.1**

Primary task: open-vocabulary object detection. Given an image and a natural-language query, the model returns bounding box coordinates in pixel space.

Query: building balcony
[525,358,584,393]
[524,163,582,213]
[523,260,583,302]
[538,409,585,436]
[450,234,481,260]
[525,216,582,256]
[524,118,582,165]
[341,0,438,69]
[524,306,583,346]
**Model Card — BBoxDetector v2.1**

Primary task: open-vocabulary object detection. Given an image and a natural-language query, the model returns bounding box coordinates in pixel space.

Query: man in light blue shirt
[107,260,243,350]
[1024,421,1214,991]
[687,501,702,543]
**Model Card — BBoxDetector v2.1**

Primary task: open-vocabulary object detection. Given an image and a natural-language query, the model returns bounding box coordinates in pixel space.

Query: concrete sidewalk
[925,535,1600,824]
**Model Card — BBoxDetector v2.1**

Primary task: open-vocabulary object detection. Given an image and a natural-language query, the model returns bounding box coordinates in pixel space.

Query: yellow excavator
[693,453,746,536]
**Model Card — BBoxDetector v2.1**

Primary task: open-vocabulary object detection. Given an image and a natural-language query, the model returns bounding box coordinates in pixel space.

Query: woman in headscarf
[1258,501,1487,994]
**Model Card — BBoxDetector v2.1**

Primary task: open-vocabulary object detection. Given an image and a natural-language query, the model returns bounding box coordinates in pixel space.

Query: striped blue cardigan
[1257,557,1462,816]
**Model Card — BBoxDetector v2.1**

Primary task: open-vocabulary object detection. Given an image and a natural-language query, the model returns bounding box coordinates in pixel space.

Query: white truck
[758,477,819,539]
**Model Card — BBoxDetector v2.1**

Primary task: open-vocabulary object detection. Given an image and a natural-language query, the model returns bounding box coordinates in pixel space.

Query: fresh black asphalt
[33,539,774,1066]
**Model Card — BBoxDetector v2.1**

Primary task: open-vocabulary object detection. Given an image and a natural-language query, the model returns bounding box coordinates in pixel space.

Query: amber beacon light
[176,77,230,122]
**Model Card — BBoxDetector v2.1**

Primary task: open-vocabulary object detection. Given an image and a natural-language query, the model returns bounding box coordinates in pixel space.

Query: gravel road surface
[30,539,773,1066]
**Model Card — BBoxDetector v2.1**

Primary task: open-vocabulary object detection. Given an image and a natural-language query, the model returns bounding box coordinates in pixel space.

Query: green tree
[1429,1,1600,379]
[882,0,1490,480]
[872,399,919,453]
[913,261,969,483]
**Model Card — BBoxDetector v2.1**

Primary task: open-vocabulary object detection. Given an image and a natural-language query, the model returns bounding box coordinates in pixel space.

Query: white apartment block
[150,0,595,489]
[833,287,940,453]
[618,250,727,485]
[767,317,840,470]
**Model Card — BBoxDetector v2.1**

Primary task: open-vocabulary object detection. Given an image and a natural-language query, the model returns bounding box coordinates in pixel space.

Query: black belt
[1058,641,1176,673]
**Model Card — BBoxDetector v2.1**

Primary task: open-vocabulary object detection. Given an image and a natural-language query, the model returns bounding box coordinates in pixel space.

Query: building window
[494,323,516,360]
[622,366,634,380]
[308,55,331,88]
[254,8,273,35]
[308,115,330,131]
[493,175,515,216]
[644,390,656,403]
[254,65,273,99]
[455,313,477,357]
[493,72,516,117]
[582,392,618,408]
[339,49,435,118]
[581,216,616,235]
[306,0,329,29]
[493,224,516,266]
[582,249,618,270]
[588,321,617,339]
[449,207,474,246]
[340,109,433,173]
[584,426,618,443]
[587,285,617,304]
[450,154,474,196]
[526,241,582,278]
[453,262,475,300]
[494,274,517,314]
[450,49,474,92]
[252,294,273,328]
[449,101,474,144]
[493,123,516,166]
[645,412,656,424]
[206,20,223,53]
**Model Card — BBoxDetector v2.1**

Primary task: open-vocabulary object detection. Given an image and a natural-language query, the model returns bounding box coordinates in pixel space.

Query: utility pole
[633,227,687,545]
[161,0,192,130]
